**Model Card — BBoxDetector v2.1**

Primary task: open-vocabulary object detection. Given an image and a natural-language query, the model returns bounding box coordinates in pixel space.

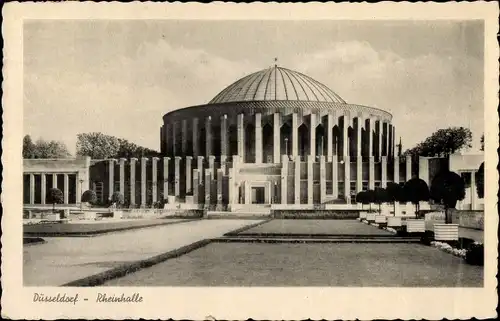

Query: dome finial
[274,57,278,67]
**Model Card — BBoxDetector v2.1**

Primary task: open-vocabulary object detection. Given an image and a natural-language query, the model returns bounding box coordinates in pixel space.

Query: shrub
[46,188,64,212]
[81,190,97,205]
[403,178,430,217]
[430,171,466,223]
[465,243,484,266]
[111,191,124,207]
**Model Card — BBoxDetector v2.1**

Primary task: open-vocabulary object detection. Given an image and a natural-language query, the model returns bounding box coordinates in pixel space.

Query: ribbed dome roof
[209,66,346,104]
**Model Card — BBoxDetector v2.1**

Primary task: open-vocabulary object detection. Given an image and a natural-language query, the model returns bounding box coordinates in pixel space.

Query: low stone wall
[452,210,484,230]
[272,210,359,219]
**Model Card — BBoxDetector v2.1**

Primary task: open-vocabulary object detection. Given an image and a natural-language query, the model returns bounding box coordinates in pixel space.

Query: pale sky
[24,20,484,155]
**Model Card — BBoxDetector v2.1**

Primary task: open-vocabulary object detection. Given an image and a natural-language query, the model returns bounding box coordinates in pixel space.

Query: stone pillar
[369,157,375,190]
[174,156,181,198]
[208,155,215,180]
[419,156,429,186]
[356,156,363,193]
[163,157,169,199]
[237,113,245,160]
[41,174,46,205]
[172,122,177,157]
[307,155,314,204]
[108,159,115,200]
[309,113,316,157]
[204,169,211,207]
[152,157,159,204]
[141,157,147,207]
[186,156,192,194]
[332,155,338,198]
[381,156,387,188]
[164,123,170,156]
[471,170,476,210]
[197,156,204,184]
[342,112,350,157]
[205,116,212,157]
[355,114,362,157]
[192,118,199,157]
[255,113,262,163]
[326,114,333,161]
[130,158,137,206]
[377,120,383,158]
[406,157,412,181]
[193,169,199,204]
[181,119,188,156]
[119,158,126,196]
[281,155,288,204]
[273,113,281,163]
[221,115,228,157]
[292,113,298,159]
[52,173,57,189]
[63,173,69,204]
[216,169,223,210]
[392,126,396,156]
[385,123,390,157]
[294,158,300,204]
[319,156,326,203]
[394,156,400,185]
[29,174,35,204]
[368,117,374,157]
[344,156,350,203]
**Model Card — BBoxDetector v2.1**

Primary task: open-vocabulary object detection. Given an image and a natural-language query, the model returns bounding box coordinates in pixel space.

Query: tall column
[208,155,215,180]
[41,174,46,205]
[281,155,288,204]
[273,113,281,163]
[385,123,390,157]
[369,156,375,190]
[392,126,396,156]
[29,174,35,204]
[294,158,300,204]
[255,113,262,163]
[119,158,126,196]
[232,155,240,205]
[108,159,115,200]
[130,158,137,205]
[186,156,192,194]
[406,156,412,181]
[309,113,316,157]
[141,157,147,207]
[471,170,476,210]
[205,116,212,157]
[381,156,387,188]
[342,112,350,158]
[204,169,211,207]
[394,156,400,185]
[221,115,228,157]
[63,173,69,204]
[332,155,338,198]
[174,157,181,198]
[197,156,204,184]
[181,119,188,156]
[193,169,199,204]
[368,117,374,157]
[152,157,159,204]
[320,156,326,203]
[192,118,199,157]
[355,114,362,157]
[356,156,363,193]
[216,169,223,210]
[172,122,177,157]
[164,123,170,156]
[163,157,169,199]
[377,119,383,158]
[52,173,57,189]
[292,113,298,159]
[419,156,429,186]
[344,156,350,203]
[326,114,333,162]
[237,114,245,160]
[307,155,314,204]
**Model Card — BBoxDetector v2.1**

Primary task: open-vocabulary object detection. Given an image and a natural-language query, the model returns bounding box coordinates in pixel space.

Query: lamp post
[79,179,84,210]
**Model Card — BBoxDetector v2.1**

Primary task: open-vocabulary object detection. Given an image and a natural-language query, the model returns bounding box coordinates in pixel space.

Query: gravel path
[23,219,261,286]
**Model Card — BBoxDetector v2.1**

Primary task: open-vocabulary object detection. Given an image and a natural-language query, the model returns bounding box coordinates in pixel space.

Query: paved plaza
[23,219,262,286]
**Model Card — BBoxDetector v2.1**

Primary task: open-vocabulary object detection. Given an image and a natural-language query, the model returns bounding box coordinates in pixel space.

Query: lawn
[104,242,483,287]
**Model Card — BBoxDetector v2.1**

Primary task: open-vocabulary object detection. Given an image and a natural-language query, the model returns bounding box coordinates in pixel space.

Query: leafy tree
[480,134,484,151]
[373,187,389,212]
[76,132,160,159]
[403,178,430,217]
[476,162,484,199]
[404,127,473,157]
[111,191,125,208]
[430,171,466,223]
[386,182,403,216]
[81,190,97,205]
[23,135,71,159]
[23,135,36,158]
[46,188,64,213]
[356,191,368,210]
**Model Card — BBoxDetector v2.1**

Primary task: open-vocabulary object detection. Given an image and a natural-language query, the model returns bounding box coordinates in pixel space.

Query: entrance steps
[207,204,272,218]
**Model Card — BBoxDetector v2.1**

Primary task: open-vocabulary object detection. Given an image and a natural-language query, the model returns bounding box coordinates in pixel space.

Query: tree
[403,127,473,157]
[111,191,125,208]
[365,189,376,211]
[386,182,403,216]
[81,190,97,205]
[356,191,368,210]
[480,134,484,151]
[23,135,71,159]
[23,135,36,158]
[476,162,484,199]
[430,171,466,224]
[46,188,64,213]
[76,132,160,159]
[403,178,430,216]
[373,187,389,212]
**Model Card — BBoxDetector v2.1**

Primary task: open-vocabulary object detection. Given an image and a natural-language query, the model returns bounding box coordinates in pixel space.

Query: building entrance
[251,187,266,204]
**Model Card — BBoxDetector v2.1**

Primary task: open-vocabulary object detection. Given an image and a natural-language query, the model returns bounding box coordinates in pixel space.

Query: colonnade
[162,111,396,163]
[24,172,81,205]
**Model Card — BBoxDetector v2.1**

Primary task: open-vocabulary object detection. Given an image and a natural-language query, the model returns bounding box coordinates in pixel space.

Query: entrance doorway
[251,187,265,204]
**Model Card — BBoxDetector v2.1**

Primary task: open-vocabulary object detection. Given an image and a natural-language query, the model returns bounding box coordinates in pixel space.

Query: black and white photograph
[2,2,498,320]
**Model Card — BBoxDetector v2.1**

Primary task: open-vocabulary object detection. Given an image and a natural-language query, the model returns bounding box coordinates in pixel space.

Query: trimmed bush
[111,191,125,208]
[46,188,64,212]
[465,243,484,266]
[81,190,97,205]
